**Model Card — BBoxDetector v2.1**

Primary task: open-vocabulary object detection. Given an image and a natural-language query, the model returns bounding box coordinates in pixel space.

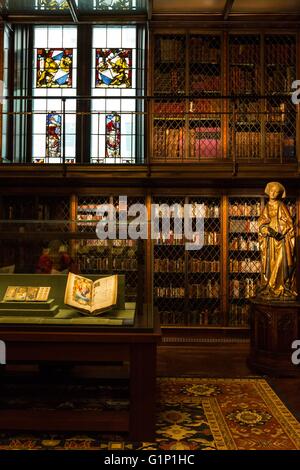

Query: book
[3,286,51,302]
[64,273,118,316]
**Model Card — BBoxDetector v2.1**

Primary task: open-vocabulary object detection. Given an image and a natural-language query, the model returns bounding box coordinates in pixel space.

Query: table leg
[129,342,157,441]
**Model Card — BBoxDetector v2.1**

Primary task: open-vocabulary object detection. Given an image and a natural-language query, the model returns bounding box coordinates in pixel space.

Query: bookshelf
[152,31,297,163]
[152,196,186,325]
[0,192,298,333]
[153,34,186,96]
[264,34,297,162]
[152,33,222,162]
[152,196,221,327]
[229,34,262,160]
[228,197,262,327]
[75,195,144,302]
[187,197,221,326]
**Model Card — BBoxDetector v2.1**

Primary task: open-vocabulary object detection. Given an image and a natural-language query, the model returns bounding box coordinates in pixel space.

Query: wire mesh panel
[189,35,221,95]
[230,98,261,160]
[75,195,144,302]
[188,107,222,160]
[152,34,186,163]
[265,35,296,94]
[0,195,70,232]
[264,35,297,162]
[187,197,221,326]
[152,99,185,161]
[228,197,262,326]
[229,34,261,95]
[75,195,111,288]
[152,196,186,326]
[75,238,110,274]
[153,34,186,96]
[36,196,70,232]
[112,195,145,302]
[229,35,261,161]
[77,196,110,234]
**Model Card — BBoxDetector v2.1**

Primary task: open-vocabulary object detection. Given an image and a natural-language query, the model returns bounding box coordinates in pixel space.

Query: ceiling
[231,0,300,13]
[152,0,300,14]
[152,0,225,13]
[1,0,300,17]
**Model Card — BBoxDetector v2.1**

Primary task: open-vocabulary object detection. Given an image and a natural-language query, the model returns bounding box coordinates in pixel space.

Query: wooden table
[0,305,161,441]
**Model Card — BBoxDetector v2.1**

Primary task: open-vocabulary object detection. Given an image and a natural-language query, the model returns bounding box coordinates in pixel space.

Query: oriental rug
[0,378,300,450]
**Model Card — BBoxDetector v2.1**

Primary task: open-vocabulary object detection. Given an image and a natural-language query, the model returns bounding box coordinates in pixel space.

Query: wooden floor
[157,341,300,422]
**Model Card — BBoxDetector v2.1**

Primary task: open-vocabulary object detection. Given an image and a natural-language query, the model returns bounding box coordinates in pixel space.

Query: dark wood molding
[0,163,299,191]
[223,0,235,21]
[3,14,148,25]
[150,14,300,30]
[5,13,300,28]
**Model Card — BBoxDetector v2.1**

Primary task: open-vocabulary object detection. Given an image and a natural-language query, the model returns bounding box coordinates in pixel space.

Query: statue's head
[264,182,286,200]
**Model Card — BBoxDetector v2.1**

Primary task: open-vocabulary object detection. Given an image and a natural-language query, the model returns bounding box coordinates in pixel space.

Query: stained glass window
[96,49,132,88]
[33,26,77,163]
[46,112,62,159]
[37,49,73,88]
[35,0,70,10]
[91,26,141,164]
[93,0,133,10]
[105,113,121,158]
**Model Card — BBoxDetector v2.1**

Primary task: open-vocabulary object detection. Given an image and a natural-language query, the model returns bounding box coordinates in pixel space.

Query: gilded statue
[258,182,297,300]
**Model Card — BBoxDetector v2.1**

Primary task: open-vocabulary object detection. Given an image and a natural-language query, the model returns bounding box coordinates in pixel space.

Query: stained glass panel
[105,113,121,158]
[96,48,132,88]
[36,48,73,88]
[35,0,69,10]
[93,0,132,9]
[46,112,62,159]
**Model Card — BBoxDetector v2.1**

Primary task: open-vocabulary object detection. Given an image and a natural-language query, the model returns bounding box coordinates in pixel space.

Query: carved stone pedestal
[247,299,300,377]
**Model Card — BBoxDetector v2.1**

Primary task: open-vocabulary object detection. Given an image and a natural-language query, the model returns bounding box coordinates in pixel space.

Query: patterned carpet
[0,378,300,450]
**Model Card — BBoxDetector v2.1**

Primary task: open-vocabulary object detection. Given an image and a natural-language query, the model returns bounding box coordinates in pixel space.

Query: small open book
[64,273,118,315]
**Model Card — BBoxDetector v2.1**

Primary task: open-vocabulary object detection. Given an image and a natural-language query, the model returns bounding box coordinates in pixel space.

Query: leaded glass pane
[37,48,73,88]
[33,26,77,163]
[91,25,143,164]
[35,0,69,10]
[93,0,133,10]
[46,112,62,159]
[106,113,121,158]
[95,48,132,88]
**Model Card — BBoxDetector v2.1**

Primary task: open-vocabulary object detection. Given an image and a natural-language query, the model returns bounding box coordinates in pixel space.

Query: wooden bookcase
[152,32,223,162]
[0,191,297,335]
[151,30,297,164]
[152,195,221,327]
